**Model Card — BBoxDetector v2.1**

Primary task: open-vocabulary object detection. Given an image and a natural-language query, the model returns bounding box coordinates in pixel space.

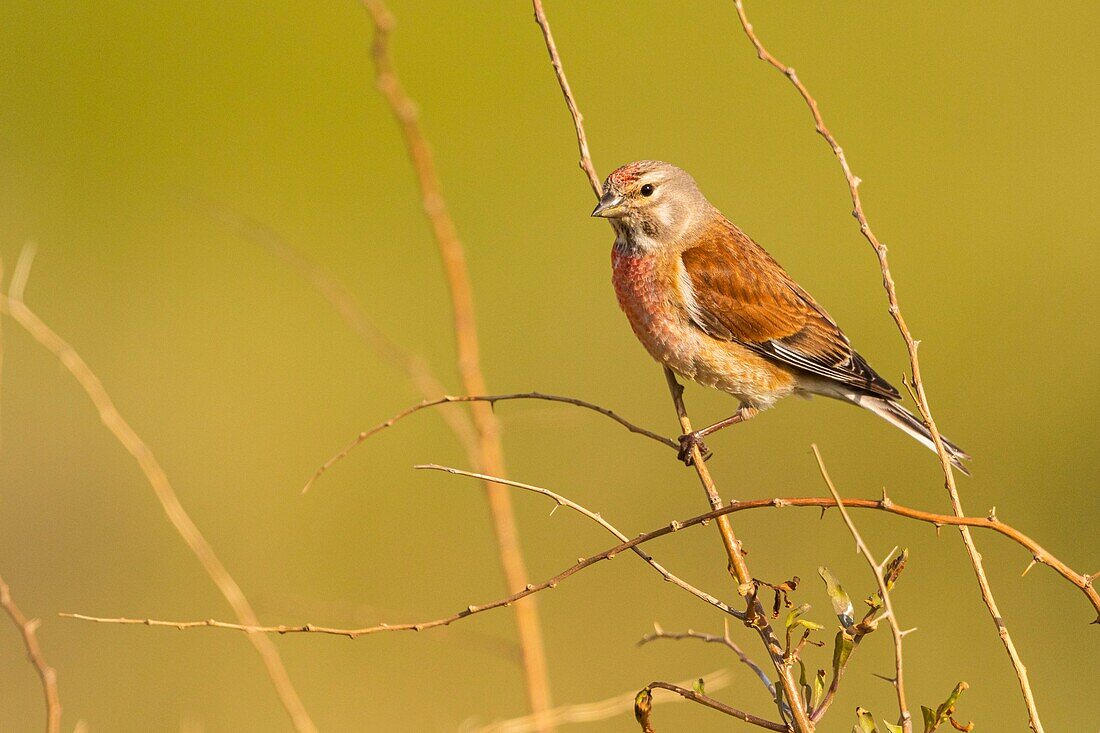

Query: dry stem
[0,573,61,733]
[415,464,744,619]
[304,392,675,493]
[62,487,1096,638]
[0,251,317,733]
[358,1,552,722]
[530,3,809,728]
[637,681,787,732]
[638,620,775,696]
[730,3,1043,729]
[463,668,732,733]
[812,446,910,732]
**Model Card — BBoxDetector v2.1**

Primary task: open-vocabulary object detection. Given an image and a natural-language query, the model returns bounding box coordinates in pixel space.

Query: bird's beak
[591,191,625,218]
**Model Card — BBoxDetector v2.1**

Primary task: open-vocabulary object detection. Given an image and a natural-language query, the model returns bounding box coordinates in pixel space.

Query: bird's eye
[640,184,655,197]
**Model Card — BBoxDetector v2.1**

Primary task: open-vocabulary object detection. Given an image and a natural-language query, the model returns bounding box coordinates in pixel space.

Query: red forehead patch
[607,161,658,188]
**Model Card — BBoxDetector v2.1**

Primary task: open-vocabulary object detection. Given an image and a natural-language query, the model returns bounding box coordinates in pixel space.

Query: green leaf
[798,660,811,710]
[936,681,967,719]
[882,723,904,733]
[918,681,970,731]
[693,677,706,695]
[785,602,812,629]
[818,566,854,627]
[811,668,826,709]
[831,630,854,678]
[922,705,937,733]
[796,619,825,631]
[855,706,878,733]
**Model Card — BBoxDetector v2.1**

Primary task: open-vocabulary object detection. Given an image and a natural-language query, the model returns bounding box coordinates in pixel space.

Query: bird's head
[591,160,711,248]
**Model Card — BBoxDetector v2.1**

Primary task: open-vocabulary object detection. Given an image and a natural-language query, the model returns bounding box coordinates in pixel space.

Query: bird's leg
[677,405,760,465]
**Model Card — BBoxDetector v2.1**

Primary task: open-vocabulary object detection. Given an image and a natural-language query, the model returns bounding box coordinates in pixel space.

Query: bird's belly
[611,250,794,408]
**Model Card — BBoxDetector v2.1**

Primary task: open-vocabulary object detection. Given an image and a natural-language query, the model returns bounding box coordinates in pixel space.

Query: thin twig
[0,250,317,733]
[462,668,732,733]
[638,620,775,697]
[0,573,61,733]
[62,489,1097,638]
[730,4,1043,730]
[811,445,910,732]
[530,0,601,195]
[303,393,675,493]
[529,4,810,729]
[415,464,744,619]
[359,1,553,721]
[638,681,788,732]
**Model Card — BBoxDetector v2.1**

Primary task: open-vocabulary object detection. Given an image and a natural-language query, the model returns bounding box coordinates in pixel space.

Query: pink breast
[611,250,680,355]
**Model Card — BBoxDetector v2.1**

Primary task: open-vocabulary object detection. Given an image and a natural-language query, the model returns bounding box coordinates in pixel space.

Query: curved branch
[63,487,1097,639]
[358,0,555,721]
[530,3,805,727]
[730,4,1043,730]
[638,620,775,697]
[812,446,910,731]
[531,1,601,195]
[0,573,61,733]
[466,668,733,733]
[637,682,788,732]
[415,464,744,620]
[0,256,317,733]
[302,393,676,493]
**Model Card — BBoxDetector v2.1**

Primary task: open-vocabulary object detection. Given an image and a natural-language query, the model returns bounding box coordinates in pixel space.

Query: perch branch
[0,573,61,733]
[638,620,775,697]
[359,0,553,721]
[0,249,318,733]
[303,392,675,493]
[812,445,910,732]
[415,464,744,619]
[730,3,1044,730]
[530,4,809,729]
[636,681,788,732]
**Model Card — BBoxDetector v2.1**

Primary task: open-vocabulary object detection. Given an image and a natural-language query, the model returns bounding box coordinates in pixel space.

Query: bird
[591,160,970,473]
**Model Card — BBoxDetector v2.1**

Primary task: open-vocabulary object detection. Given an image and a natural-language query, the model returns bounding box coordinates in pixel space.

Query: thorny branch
[415,464,745,619]
[358,0,553,724]
[0,248,318,733]
[638,620,775,697]
[0,573,61,733]
[64,485,1093,649]
[812,445,911,732]
[530,2,804,729]
[303,392,675,493]
[730,3,1044,730]
[635,682,788,732]
[462,668,732,733]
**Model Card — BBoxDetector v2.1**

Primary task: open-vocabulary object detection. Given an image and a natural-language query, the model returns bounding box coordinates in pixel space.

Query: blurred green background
[1,2,1096,731]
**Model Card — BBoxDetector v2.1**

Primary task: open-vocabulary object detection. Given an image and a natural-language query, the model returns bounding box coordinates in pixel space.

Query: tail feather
[857,396,971,475]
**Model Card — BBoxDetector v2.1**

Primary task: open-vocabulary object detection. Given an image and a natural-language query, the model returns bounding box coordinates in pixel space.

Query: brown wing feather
[681,219,900,400]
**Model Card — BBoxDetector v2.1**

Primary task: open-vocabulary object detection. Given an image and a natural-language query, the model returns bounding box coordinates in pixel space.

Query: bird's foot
[677,431,712,466]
